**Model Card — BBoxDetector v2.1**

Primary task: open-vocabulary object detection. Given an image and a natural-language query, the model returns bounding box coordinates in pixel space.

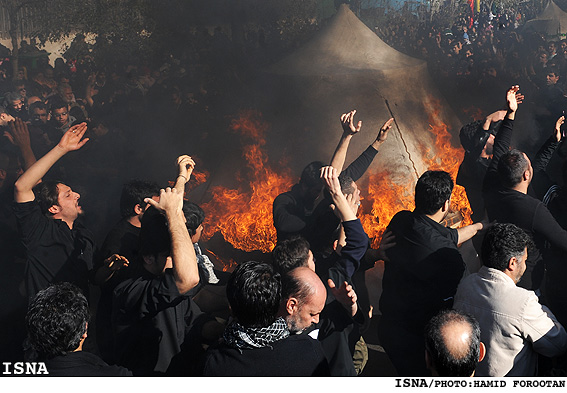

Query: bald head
[425,309,483,377]
[280,267,327,333]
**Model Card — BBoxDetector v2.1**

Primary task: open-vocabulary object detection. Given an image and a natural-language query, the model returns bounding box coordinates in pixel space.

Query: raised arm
[342,117,392,182]
[321,166,368,279]
[532,116,563,200]
[4,118,36,170]
[145,187,199,294]
[329,110,361,173]
[371,117,393,150]
[173,154,195,190]
[483,86,521,192]
[321,166,357,223]
[14,122,88,203]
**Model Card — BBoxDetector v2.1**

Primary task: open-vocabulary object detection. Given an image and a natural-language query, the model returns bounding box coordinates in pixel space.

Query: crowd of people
[372,1,567,152]
[1,2,567,378]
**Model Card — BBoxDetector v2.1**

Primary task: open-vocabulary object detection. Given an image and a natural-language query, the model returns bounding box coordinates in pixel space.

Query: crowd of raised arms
[1,4,567,377]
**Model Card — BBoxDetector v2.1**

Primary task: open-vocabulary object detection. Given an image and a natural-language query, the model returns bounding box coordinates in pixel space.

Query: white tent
[523,1,567,37]
[264,4,462,186]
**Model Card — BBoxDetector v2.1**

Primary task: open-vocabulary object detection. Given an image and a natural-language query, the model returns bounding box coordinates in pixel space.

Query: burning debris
[202,110,294,253]
[200,101,472,255]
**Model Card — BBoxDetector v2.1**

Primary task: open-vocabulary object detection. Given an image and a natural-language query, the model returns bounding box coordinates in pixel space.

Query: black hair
[119,179,160,218]
[414,170,453,215]
[139,206,170,257]
[271,236,311,275]
[182,201,205,236]
[424,309,480,377]
[33,180,63,215]
[497,149,529,188]
[29,101,47,113]
[49,97,67,112]
[481,223,533,271]
[299,161,324,189]
[226,261,281,328]
[26,282,89,359]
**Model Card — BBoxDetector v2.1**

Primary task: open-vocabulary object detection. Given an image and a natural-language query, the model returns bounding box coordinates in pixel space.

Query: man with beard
[378,170,485,376]
[454,223,567,376]
[13,121,95,301]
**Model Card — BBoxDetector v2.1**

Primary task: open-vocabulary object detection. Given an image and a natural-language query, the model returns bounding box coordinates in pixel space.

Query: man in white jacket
[454,223,567,376]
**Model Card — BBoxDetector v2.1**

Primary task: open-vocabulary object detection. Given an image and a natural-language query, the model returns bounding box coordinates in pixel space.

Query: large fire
[201,110,294,253]
[201,102,472,254]
[358,97,473,248]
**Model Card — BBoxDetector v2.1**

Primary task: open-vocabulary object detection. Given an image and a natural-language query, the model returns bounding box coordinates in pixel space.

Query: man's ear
[442,199,450,213]
[523,170,530,182]
[286,297,299,315]
[508,256,518,272]
[47,204,60,215]
[134,203,144,215]
[478,342,486,363]
[0,168,6,181]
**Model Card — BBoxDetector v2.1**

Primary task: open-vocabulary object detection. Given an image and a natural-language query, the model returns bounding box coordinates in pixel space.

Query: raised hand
[340,110,362,137]
[174,154,195,189]
[555,115,565,142]
[145,187,184,217]
[376,117,394,143]
[506,85,520,113]
[5,118,31,149]
[57,122,89,152]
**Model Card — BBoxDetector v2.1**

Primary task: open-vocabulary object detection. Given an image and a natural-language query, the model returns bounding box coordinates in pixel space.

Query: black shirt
[13,200,95,301]
[483,118,567,289]
[112,267,208,376]
[202,333,330,376]
[380,210,465,328]
[44,351,132,376]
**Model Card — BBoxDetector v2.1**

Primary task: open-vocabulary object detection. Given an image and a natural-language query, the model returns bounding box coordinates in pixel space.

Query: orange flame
[201,110,294,253]
[207,249,238,272]
[201,104,472,255]
[358,174,415,248]
[357,96,473,248]
[423,97,473,228]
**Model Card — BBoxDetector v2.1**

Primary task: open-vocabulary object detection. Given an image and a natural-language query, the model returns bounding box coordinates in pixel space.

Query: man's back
[112,267,207,376]
[380,210,465,326]
[202,333,330,376]
[378,209,465,376]
[454,266,567,376]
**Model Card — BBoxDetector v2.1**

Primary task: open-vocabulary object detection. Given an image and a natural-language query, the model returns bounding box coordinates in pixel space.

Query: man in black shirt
[112,167,220,376]
[202,261,330,376]
[482,85,567,290]
[25,282,131,376]
[379,170,484,376]
[13,121,95,301]
[92,178,160,363]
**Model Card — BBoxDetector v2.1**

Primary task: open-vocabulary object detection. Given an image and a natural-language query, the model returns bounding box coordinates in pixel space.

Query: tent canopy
[523,1,567,37]
[264,5,462,187]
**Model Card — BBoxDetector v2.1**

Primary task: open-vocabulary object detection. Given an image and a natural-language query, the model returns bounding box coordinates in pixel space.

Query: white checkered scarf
[223,317,290,350]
